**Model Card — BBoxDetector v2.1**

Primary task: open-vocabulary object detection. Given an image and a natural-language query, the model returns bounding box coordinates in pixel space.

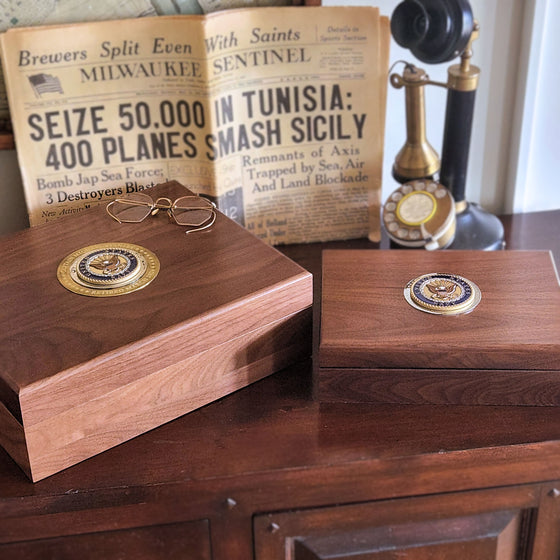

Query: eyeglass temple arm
[185,210,217,235]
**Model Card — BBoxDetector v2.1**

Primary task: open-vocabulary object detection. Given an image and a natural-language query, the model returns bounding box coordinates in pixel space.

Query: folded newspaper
[0,7,389,244]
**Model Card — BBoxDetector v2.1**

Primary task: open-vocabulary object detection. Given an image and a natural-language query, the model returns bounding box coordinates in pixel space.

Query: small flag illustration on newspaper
[28,73,64,97]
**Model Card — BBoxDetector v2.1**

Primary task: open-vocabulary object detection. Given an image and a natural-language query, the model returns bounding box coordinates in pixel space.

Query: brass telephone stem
[447,23,480,93]
[390,66,440,182]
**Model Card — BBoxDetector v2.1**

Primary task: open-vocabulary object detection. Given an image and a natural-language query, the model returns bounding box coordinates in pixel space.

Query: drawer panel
[0,519,211,560]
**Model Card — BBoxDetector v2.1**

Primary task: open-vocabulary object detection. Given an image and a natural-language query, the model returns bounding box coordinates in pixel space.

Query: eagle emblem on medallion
[88,253,129,276]
[425,278,459,300]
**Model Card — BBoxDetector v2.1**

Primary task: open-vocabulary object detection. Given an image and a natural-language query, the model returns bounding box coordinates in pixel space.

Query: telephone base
[449,202,505,250]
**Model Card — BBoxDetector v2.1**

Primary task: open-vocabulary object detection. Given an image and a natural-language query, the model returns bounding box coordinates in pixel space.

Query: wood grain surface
[319,250,560,371]
[0,180,313,480]
[1,180,311,392]
[317,249,560,405]
[0,209,559,559]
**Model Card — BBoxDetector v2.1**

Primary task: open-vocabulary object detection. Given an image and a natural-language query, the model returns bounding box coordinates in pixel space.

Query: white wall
[511,0,560,212]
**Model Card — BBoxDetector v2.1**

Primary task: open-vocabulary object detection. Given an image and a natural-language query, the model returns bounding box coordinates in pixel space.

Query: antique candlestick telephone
[389,0,504,250]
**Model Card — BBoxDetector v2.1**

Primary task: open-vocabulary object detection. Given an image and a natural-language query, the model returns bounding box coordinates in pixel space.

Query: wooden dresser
[1,209,559,559]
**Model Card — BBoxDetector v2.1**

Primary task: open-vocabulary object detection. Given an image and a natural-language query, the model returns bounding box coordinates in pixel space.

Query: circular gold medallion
[404,272,481,315]
[57,243,160,297]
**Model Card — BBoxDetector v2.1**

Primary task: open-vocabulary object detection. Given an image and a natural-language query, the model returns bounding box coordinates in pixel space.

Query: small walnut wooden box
[0,181,312,482]
[317,249,560,406]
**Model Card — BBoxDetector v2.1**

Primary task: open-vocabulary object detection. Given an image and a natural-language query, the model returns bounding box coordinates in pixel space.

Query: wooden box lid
[0,181,312,481]
[317,249,560,406]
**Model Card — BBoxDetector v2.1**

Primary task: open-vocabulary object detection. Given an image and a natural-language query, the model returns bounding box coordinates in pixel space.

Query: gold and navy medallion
[404,272,481,315]
[57,242,160,297]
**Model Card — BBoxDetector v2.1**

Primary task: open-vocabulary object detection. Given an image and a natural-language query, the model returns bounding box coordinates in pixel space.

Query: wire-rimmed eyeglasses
[106,193,216,234]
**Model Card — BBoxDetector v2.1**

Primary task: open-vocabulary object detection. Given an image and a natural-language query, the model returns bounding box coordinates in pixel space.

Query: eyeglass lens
[172,197,215,227]
[109,192,153,223]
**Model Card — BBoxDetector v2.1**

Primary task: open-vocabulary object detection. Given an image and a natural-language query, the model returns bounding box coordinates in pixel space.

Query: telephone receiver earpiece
[391,0,474,64]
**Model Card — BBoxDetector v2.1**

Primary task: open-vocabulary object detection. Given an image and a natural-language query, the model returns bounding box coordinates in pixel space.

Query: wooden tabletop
[0,208,559,542]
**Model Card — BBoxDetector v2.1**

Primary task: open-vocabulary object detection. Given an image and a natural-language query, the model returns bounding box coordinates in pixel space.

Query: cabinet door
[254,485,540,559]
[0,519,211,560]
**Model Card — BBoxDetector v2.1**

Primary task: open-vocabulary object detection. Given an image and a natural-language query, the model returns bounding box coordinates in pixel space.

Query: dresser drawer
[0,519,211,560]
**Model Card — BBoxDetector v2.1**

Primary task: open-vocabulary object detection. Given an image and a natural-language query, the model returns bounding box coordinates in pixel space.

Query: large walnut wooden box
[317,250,560,406]
[0,181,312,482]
